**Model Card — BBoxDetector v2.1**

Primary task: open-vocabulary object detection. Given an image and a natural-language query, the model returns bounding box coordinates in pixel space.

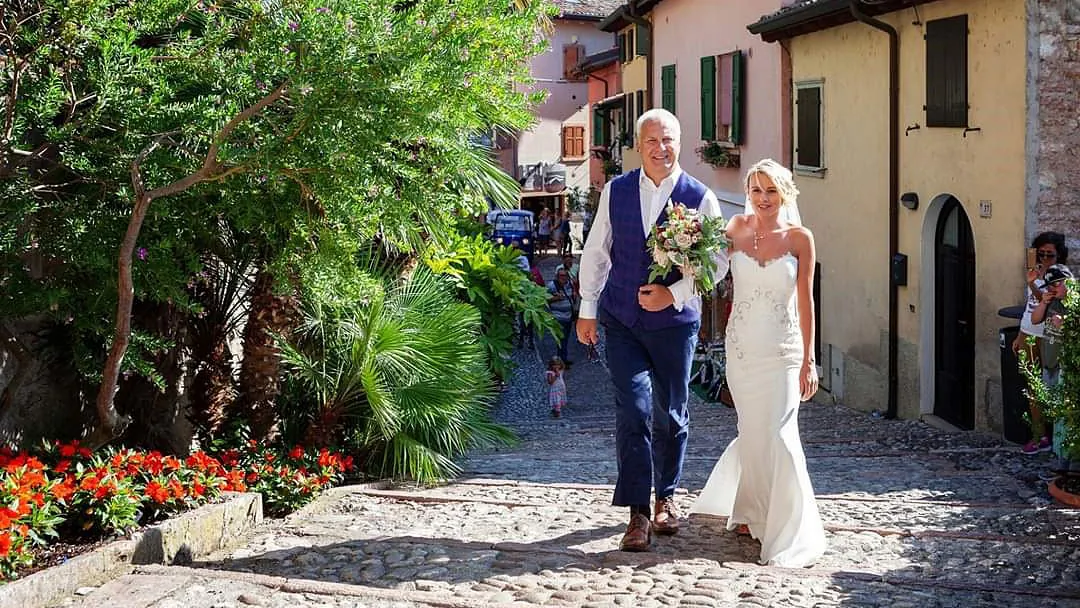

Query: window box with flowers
[696,141,740,169]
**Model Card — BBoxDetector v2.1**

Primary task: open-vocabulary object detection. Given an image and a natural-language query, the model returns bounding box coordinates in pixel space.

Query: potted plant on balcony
[695,141,738,170]
[696,141,740,169]
[1021,275,1080,506]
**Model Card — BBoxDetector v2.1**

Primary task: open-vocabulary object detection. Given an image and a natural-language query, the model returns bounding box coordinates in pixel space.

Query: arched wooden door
[934,197,975,430]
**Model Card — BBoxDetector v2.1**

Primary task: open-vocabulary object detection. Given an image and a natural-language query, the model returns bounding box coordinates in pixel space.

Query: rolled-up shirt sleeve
[664,189,730,311]
[577,182,613,319]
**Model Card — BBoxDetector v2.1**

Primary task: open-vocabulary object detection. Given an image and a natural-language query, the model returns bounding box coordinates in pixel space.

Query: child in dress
[546,357,566,418]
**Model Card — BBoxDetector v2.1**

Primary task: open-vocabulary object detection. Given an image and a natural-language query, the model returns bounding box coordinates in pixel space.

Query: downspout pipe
[848,0,900,420]
[587,72,610,99]
[624,3,653,111]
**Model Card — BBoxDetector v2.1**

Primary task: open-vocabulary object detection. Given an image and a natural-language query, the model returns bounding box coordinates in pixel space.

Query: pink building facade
[647,0,790,217]
[583,50,621,193]
[499,2,623,217]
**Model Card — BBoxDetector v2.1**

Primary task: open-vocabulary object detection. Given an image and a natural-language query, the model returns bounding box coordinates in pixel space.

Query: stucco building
[647,0,790,218]
[580,48,622,194]
[499,0,623,217]
[748,0,1080,437]
[599,5,650,173]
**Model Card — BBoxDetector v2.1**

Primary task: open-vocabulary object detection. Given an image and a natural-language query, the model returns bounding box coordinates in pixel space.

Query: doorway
[933,196,976,430]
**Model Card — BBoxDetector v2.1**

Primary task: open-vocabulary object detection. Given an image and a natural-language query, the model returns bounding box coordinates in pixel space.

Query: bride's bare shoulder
[787,224,814,241]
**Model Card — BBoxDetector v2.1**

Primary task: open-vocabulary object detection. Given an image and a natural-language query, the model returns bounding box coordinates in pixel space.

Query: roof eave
[580,48,620,72]
[599,5,629,32]
[633,0,664,13]
[556,13,605,23]
[747,0,851,42]
[747,0,935,43]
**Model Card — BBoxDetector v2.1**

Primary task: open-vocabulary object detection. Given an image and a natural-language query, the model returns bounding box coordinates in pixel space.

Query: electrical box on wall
[892,253,908,286]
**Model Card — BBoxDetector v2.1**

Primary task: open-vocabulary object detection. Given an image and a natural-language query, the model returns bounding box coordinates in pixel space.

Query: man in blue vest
[577,109,726,551]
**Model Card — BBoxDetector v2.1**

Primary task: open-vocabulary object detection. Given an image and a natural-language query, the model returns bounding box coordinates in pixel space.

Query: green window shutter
[617,33,625,63]
[730,51,744,144]
[700,55,716,141]
[624,95,633,146]
[661,64,676,113]
[593,108,604,147]
[636,24,649,56]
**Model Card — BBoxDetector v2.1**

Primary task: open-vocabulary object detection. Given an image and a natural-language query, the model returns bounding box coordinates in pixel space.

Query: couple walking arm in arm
[575,108,825,566]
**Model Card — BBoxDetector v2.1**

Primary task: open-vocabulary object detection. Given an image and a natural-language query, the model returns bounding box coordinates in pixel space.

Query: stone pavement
[60,270,1080,607]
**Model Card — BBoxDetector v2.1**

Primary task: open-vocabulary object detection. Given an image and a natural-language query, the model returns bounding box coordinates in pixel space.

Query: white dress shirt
[578,165,727,320]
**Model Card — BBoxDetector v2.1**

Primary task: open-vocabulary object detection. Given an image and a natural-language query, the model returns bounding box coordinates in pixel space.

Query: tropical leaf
[278,262,513,482]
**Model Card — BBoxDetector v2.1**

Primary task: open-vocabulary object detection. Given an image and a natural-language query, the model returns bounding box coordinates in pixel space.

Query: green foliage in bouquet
[646,202,728,295]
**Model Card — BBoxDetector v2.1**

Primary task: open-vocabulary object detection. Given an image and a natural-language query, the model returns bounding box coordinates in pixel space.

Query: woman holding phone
[1012,231,1068,454]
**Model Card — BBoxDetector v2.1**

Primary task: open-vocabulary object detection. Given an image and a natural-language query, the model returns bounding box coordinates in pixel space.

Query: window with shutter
[626,28,635,61]
[563,44,584,81]
[593,108,604,147]
[713,51,744,144]
[636,24,649,56]
[661,64,676,113]
[623,95,633,146]
[794,81,823,171]
[617,32,626,63]
[925,15,968,128]
[561,125,586,160]
[636,90,645,119]
[700,55,716,141]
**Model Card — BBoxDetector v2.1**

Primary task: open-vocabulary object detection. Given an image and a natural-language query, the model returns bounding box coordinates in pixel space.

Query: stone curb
[0,492,261,608]
[276,480,392,523]
[133,564,500,608]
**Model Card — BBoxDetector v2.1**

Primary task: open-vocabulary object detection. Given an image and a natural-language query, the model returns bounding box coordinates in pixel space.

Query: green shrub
[278,263,515,483]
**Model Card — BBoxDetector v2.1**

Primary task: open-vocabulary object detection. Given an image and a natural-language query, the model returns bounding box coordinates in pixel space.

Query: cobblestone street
[62,274,1080,607]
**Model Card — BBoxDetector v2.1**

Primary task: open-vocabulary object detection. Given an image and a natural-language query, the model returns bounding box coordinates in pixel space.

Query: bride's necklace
[752,224,781,250]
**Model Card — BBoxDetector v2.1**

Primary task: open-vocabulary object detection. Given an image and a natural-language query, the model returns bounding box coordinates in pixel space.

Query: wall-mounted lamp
[900,192,919,210]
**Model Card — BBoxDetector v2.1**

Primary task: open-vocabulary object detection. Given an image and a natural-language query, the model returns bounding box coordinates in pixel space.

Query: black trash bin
[999,325,1032,444]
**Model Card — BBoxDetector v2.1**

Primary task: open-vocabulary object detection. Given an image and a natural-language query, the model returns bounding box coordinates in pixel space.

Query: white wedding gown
[691,250,826,567]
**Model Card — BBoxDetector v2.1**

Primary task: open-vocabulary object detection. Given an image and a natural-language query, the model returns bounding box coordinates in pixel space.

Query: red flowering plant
[223,442,353,516]
[0,439,352,580]
[0,449,65,579]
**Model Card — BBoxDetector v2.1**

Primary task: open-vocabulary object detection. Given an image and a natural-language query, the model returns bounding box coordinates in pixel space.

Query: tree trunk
[189,333,235,440]
[89,192,151,448]
[236,266,299,441]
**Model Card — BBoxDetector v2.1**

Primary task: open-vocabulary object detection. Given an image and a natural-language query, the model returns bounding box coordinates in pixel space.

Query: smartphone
[1027,248,1038,270]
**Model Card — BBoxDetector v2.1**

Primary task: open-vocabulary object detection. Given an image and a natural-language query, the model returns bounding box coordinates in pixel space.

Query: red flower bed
[0,440,353,580]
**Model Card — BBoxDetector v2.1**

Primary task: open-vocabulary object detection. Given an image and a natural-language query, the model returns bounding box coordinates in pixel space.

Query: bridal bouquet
[646,200,728,295]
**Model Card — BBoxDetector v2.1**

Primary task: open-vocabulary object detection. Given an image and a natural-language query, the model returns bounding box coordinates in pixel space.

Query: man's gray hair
[635,108,681,142]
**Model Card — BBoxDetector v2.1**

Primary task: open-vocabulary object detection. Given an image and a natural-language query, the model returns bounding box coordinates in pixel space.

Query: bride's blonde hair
[744,159,799,206]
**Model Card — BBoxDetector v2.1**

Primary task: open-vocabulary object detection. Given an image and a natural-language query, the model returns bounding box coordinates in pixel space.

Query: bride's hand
[799,361,818,402]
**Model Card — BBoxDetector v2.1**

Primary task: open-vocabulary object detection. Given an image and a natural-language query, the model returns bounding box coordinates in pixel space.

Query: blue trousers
[600,308,699,507]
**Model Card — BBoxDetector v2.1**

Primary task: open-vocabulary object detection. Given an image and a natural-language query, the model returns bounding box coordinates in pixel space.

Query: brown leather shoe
[653,497,680,535]
[619,513,652,551]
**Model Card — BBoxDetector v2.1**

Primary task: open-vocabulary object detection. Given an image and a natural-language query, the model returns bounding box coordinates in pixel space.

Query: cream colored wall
[790,0,1027,429]
[899,0,1027,427]
[789,25,891,390]
[651,0,786,215]
[620,25,648,172]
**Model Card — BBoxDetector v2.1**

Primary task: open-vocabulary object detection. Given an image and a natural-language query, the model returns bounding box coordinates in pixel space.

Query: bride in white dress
[691,159,826,568]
